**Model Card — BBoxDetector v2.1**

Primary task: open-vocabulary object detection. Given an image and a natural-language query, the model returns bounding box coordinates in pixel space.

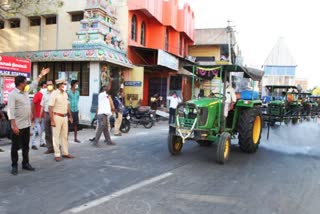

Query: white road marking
[104,164,138,171]
[66,172,173,213]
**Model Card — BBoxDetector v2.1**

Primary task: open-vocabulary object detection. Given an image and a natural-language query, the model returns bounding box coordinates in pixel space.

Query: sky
[180,0,320,88]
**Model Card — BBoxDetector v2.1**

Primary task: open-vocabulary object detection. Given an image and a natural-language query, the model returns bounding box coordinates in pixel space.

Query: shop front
[4,49,132,125]
[0,56,31,104]
[127,47,180,107]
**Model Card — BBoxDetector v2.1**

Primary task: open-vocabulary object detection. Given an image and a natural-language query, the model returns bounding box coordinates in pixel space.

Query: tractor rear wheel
[168,134,183,155]
[238,107,262,153]
[216,132,231,164]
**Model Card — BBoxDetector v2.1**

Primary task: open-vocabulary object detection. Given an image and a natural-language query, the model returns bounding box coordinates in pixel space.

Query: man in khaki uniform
[49,79,74,161]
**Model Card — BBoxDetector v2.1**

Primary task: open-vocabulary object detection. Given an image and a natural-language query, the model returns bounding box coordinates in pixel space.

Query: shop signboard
[157,50,179,71]
[0,56,31,77]
[2,77,15,104]
[124,81,142,87]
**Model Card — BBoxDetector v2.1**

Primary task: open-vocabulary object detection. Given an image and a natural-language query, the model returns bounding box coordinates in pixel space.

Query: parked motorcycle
[127,105,154,129]
[0,103,11,139]
[91,109,131,133]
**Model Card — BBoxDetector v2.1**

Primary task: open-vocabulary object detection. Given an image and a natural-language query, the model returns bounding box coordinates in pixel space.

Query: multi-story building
[189,28,237,65]
[0,0,132,124]
[188,28,238,95]
[121,0,195,105]
[262,38,297,87]
[295,78,308,91]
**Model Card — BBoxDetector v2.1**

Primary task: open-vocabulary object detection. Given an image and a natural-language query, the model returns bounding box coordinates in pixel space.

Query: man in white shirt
[167,91,182,124]
[92,87,116,146]
[224,81,237,118]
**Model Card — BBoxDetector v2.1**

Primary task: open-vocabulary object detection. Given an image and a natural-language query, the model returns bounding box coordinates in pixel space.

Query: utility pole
[227,20,232,64]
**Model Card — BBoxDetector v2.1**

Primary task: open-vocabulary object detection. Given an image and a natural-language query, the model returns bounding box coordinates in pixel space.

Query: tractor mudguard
[236,100,262,108]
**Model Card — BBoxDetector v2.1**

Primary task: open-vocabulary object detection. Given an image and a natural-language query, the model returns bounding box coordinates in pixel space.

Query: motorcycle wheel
[120,119,130,133]
[143,117,153,129]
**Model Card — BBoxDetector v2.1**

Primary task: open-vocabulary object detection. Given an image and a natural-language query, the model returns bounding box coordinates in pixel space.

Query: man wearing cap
[49,79,74,162]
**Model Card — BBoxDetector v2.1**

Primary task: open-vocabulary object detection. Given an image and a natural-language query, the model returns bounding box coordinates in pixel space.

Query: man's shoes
[40,144,47,147]
[114,133,122,136]
[0,148,4,152]
[22,163,35,171]
[55,157,62,162]
[44,149,54,154]
[11,166,18,175]
[107,141,116,145]
[74,139,81,143]
[89,137,95,142]
[62,154,75,159]
[31,145,38,150]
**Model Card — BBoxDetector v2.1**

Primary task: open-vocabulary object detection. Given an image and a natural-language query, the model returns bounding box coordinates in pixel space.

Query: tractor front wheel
[168,134,183,155]
[238,107,262,153]
[216,132,231,164]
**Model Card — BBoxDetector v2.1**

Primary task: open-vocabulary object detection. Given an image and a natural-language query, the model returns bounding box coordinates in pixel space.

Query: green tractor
[261,85,302,125]
[168,64,264,164]
[299,93,319,120]
[310,95,320,118]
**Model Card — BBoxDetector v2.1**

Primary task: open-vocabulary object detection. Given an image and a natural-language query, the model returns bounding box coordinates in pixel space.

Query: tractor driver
[224,81,237,118]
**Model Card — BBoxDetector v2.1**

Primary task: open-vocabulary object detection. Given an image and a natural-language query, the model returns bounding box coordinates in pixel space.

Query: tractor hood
[187,98,221,108]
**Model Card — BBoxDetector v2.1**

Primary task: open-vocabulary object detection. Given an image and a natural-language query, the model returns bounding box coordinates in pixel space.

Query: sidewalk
[0,138,11,146]
[0,120,169,148]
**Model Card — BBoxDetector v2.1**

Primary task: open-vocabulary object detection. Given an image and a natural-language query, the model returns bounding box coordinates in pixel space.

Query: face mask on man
[63,85,68,91]
[24,84,30,92]
[75,84,79,89]
[47,85,54,91]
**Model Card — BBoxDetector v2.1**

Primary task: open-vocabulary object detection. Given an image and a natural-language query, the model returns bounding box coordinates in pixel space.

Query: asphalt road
[0,120,320,214]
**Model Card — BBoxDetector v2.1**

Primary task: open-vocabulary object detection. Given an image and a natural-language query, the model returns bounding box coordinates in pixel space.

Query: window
[131,15,137,41]
[165,27,169,51]
[39,62,89,96]
[29,17,41,26]
[140,22,146,46]
[71,13,83,22]
[80,62,90,96]
[179,35,183,56]
[0,20,4,29]
[9,19,20,28]
[46,16,56,25]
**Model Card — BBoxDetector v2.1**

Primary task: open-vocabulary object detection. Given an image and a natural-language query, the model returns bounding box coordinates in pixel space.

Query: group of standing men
[6,68,123,175]
[7,69,81,175]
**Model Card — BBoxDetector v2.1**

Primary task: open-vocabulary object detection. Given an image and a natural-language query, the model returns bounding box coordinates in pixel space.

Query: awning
[2,47,133,68]
[184,64,264,81]
[177,68,196,77]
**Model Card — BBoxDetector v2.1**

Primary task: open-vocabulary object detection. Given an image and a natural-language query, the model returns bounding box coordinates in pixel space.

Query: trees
[0,0,63,19]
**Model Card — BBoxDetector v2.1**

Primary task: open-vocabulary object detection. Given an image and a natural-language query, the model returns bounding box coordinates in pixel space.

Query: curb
[0,139,11,146]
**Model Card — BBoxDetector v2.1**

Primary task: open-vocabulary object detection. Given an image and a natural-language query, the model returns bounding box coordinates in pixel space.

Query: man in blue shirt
[68,80,80,143]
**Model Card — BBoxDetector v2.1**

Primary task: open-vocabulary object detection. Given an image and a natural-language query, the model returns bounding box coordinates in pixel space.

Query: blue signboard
[124,81,142,87]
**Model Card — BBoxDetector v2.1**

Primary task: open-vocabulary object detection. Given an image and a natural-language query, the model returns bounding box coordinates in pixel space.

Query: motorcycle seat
[137,106,150,113]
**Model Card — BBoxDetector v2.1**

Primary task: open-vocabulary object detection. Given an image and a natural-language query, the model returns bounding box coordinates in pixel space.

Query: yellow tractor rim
[174,140,182,151]
[252,116,261,144]
[224,139,230,159]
